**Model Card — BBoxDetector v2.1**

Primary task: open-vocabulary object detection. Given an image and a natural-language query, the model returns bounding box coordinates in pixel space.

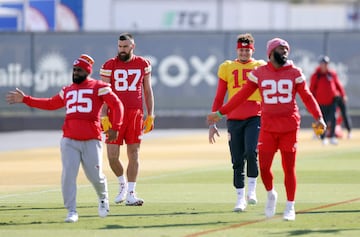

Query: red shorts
[107,108,144,145]
[258,129,298,153]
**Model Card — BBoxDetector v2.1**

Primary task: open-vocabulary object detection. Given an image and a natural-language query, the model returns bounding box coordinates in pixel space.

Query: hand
[209,124,220,144]
[312,117,327,136]
[207,112,222,124]
[101,116,112,132]
[6,88,26,104]
[143,115,155,134]
[106,128,118,142]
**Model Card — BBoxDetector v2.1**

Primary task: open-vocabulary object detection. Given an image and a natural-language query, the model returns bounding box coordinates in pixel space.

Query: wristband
[216,111,223,118]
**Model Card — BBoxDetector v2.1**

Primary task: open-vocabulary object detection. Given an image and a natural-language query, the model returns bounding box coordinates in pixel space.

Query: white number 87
[261,79,293,104]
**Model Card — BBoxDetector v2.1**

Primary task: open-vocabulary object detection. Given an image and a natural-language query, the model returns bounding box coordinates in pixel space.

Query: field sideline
[0,129,359,237]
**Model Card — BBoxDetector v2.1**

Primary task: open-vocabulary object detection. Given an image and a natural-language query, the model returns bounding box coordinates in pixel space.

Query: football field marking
[184,197,360,237]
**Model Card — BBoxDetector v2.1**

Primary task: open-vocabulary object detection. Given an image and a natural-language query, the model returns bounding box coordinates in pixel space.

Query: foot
[283,202,296,221]
[247,193,257,205]
[265,190,278,218]
[125,191,144,206]
[330,137,338,145]
[114,183,127,204]
[98,198,109,218]
[233,198,246,212]
[65,211,78,223]
[322,138,328,145]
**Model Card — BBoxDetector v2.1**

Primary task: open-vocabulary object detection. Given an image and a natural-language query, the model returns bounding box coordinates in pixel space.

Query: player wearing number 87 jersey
[207,38,326,221]
[6,54,124,222]
[100,33,155,206]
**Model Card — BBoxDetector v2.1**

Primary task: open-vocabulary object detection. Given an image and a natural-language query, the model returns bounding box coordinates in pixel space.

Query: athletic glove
[101,116,112,132]
[312,117,326,136]
[143,115,155,134]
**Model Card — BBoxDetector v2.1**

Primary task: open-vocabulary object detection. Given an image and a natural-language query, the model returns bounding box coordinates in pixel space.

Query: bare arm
[143,74,154,116]
[101,76,111,116]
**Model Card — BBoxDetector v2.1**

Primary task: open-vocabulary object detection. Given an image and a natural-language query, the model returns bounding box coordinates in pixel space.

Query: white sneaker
[265,190,278,218]
[65,211,78,223]
[125,191,144,206]
[322,138,329,145]
[114,183,127,204]
[247,193,257,205]
[330,137,338,145]
[98,198,109,218]
[233,198,246,212]
[283,202,296,221]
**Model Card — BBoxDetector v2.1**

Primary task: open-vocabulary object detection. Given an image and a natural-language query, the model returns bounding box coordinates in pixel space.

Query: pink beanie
[73,54,94,74]
[266,38,290,58]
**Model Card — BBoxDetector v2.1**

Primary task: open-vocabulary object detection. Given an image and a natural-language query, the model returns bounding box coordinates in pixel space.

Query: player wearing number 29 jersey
[209,38,325,221]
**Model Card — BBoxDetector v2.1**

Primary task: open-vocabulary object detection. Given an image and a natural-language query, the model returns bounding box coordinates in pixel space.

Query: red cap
[73,54,94,74]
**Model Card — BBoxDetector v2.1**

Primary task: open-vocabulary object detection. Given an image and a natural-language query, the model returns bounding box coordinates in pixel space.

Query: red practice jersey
[219,61,322,133]
[23,78,124,140]
[100,55,151,110]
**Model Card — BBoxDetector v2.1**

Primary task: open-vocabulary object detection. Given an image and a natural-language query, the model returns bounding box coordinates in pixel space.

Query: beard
[118,52,131,62]
[273,51,287,66]
[72,74,87,84]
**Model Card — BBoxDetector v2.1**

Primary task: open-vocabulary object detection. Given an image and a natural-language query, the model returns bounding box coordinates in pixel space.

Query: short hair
[237,33,254,45]
[119,33,134,43]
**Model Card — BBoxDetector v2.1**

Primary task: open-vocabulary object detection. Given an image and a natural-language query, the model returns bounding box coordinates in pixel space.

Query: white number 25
[261,79,293,104]
[66,89,93,114]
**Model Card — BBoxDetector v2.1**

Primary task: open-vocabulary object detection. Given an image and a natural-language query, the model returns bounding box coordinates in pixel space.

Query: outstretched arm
[6,88,25,104]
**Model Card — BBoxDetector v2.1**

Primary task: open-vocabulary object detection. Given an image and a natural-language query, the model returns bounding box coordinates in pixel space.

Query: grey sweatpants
[60,138,108,212]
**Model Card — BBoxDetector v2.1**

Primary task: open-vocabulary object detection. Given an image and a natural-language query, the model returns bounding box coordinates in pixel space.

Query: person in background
[209,33,265,212]
[6,54,124,223]
[207,38,326,221]
[309,55,349,144]
[100,33,155,206]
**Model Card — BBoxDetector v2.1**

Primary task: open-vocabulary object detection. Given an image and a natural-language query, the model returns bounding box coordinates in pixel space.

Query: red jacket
[309,67,346,105]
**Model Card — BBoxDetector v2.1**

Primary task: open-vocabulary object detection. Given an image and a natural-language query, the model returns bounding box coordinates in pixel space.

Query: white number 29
[66,89,93,114]
[261,79,293,104]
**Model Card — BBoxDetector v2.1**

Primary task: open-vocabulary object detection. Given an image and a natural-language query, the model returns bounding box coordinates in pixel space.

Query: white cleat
[283,203,296,221]
[247,193,258,205]
[330,137,338,145]
[265,190,278,218]
[233,198,247,212]
[65,211,78,223]
[98,198,109,218]
[125,191,144,206]
[114,183,127,204]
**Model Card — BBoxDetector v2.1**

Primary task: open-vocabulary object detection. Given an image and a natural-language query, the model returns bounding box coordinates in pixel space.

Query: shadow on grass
[298,209,360,215]
[282,228,360,236]
[101,221,230,229]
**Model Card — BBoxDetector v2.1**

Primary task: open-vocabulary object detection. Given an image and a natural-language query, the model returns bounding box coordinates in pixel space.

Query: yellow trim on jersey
[98,86,111,96]
[99,68,112,77]
[218,59,265,102]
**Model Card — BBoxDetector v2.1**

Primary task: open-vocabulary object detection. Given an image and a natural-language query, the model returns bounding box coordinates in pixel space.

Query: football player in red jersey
[209,33,265,212]
[6,54,124,223]
[100,33,155,206]
[207,38,326,221]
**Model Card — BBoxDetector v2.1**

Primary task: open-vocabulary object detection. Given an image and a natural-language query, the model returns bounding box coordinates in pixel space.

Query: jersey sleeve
[217,60,230,82]
[218,81,258,115]
[23,90,65,110]
[296,77,322,120]
[99,59,113,79]
[98,84,124,130]
[144,58,152,75]
[211,79,227,112]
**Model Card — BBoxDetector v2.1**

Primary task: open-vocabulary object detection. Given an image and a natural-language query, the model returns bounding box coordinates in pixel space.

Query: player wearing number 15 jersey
[208,38,325,221]
[6,54,124,223]
[100,33,155,206]
[209,33,265,212]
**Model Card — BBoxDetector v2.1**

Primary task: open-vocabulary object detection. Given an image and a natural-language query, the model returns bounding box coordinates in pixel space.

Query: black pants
[320,100,337,139]
[227,116,260,189]
[335,96,352,132]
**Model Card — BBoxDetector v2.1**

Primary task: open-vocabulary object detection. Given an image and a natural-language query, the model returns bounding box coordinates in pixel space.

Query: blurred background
[0,0,359,130]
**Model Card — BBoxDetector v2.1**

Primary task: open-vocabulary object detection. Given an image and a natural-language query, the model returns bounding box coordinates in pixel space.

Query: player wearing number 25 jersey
[100,33,155,206]
[208,38,325,221]
[6,54,124,223]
